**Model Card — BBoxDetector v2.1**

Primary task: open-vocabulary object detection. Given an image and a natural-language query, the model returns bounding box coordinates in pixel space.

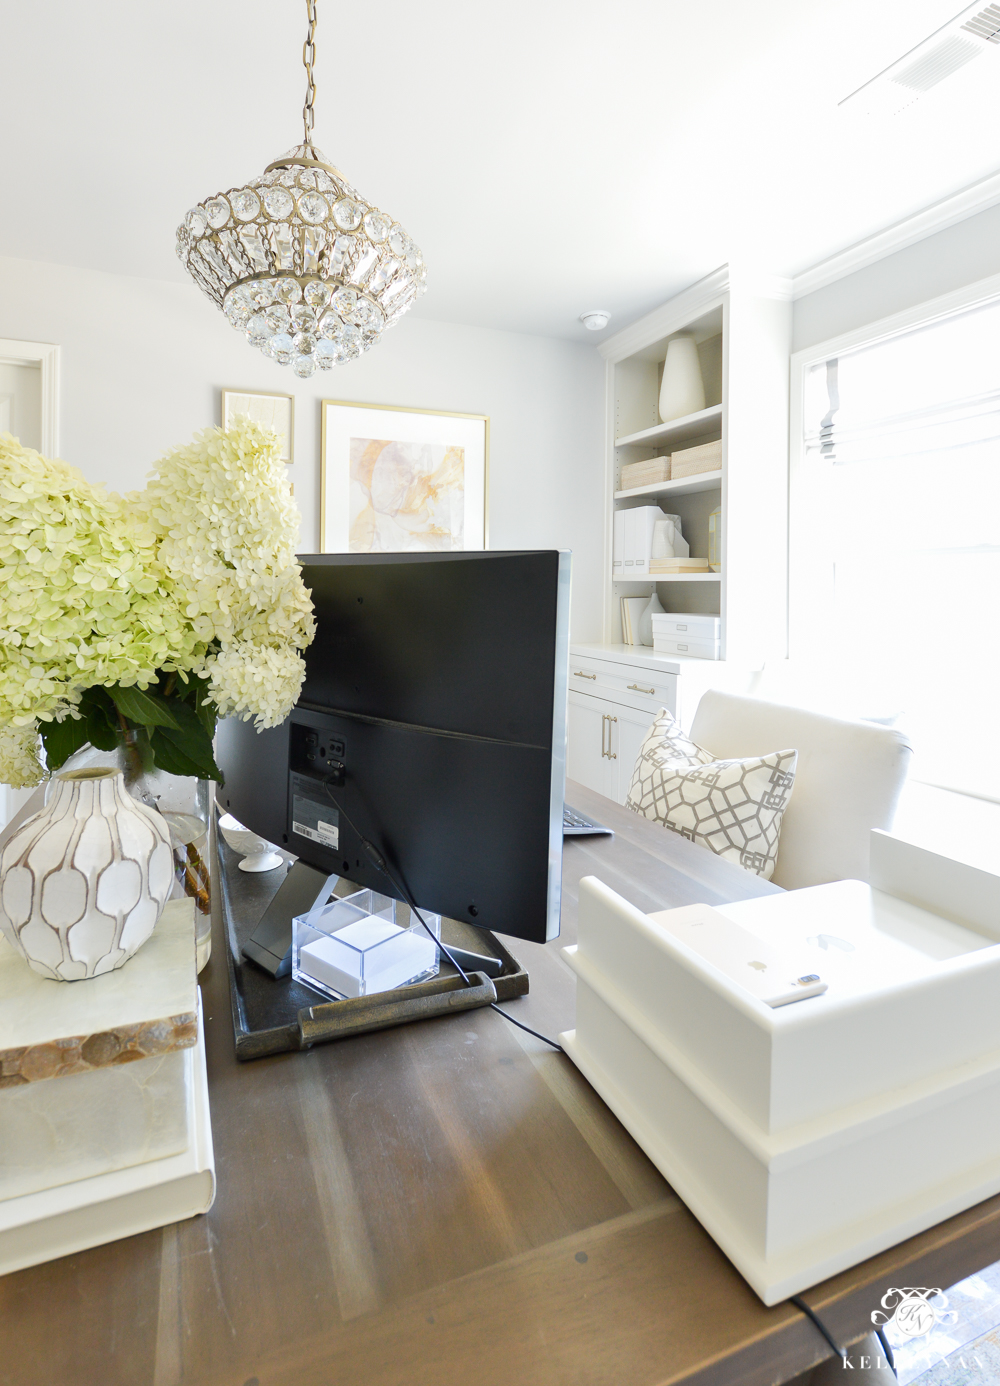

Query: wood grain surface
[1,781,998,1386]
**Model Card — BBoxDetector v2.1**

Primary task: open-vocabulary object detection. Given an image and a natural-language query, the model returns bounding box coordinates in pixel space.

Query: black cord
[321,782,564,1052]
[791,1295,845,1363]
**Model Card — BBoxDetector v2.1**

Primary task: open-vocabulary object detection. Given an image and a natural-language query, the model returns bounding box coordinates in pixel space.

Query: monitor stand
[241,861,335,977]
[241,861,507,981]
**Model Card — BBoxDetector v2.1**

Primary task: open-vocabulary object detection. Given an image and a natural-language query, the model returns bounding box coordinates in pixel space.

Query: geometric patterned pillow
[625,710,797,880]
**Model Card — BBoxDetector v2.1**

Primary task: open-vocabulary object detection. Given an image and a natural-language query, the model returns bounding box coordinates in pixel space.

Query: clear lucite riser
[292,888,441,1001]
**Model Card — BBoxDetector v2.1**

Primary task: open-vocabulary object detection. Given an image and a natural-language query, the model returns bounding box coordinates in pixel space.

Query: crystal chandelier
[174,0,426,377]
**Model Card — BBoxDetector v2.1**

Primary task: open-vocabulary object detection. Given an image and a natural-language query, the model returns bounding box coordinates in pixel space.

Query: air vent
[892,34,980,90]
[841,2,1000,114]
[962,3,1000,42]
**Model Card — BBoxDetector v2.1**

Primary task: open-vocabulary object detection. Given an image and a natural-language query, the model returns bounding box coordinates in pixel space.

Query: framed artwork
[320,399,489,552]
[221,389,294,463]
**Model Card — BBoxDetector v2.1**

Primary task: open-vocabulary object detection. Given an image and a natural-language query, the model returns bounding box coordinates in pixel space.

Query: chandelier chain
[302,0,318,149]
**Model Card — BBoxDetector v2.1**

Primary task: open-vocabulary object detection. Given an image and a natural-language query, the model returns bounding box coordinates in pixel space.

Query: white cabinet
[564,642,759,804]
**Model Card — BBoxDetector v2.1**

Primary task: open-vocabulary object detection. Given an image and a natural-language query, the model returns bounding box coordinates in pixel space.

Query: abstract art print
[321,401,488,553]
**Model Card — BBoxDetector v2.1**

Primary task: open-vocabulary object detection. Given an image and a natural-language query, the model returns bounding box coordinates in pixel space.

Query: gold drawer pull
[573,670,597,680]
[628,682,655,695]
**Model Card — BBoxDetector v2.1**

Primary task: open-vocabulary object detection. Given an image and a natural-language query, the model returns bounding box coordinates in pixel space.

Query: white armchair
[689,691,912,890]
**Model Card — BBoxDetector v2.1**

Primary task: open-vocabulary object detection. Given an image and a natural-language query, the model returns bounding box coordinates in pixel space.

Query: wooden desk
[3,782,1000,1386]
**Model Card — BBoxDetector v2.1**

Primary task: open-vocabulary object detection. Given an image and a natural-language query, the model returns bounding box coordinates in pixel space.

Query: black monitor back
[216,550,570,944]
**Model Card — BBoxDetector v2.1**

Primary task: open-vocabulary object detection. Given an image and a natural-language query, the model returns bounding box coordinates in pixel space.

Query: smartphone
[648,904,828,1008]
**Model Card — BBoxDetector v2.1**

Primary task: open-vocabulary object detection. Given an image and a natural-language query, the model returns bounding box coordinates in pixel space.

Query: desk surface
[2,782,1000,1386]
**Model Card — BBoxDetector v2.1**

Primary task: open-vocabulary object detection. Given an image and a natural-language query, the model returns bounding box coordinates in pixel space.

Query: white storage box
[651,613,721,640]
[653,636,720,660]
[560,835,1000,1304]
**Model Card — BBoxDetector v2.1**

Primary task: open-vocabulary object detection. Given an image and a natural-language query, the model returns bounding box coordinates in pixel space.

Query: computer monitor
[216,550,570,975]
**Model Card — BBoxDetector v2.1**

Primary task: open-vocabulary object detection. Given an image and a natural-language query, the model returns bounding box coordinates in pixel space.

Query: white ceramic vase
[0,767,174,981]
[637,591,665,646]
[658,336,705,423]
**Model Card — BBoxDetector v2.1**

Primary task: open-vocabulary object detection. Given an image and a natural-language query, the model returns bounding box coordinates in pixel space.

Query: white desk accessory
[219,812,283,873]
[560,830,1000,1305]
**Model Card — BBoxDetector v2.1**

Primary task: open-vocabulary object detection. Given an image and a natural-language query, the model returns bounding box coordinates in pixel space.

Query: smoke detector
[579,310,611,331]
[840,2,1000,115]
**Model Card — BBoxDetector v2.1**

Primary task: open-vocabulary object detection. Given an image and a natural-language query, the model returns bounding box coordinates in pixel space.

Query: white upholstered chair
[688,691,912,891]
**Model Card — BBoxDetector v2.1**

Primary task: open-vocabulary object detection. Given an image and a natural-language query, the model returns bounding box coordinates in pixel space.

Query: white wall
[0,255,605,641]
[793,202,1000,352]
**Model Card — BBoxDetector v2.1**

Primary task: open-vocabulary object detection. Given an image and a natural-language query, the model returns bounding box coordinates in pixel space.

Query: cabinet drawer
[568,656,676,715]
[652,636,720,660]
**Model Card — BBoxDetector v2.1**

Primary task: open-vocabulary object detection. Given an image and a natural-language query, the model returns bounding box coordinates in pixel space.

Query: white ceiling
[3,0,1000,340]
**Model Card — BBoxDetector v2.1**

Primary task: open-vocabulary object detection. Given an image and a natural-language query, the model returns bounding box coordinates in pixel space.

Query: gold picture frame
[320,399,490,553]
[221,388,295,463]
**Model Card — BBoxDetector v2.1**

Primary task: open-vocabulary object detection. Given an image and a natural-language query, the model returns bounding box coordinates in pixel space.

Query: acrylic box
[293,888,441,1001]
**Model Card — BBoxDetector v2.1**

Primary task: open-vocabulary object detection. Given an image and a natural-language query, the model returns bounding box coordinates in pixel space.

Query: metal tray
[216,825,529,1061]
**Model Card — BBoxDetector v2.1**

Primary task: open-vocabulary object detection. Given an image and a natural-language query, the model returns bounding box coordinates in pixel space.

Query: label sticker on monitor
[291,774,340,850]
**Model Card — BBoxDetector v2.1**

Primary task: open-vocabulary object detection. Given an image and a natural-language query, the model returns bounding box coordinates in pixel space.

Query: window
[791,289,1000,801]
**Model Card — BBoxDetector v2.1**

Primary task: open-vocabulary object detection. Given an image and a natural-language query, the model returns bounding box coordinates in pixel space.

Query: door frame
[0,338,59,455]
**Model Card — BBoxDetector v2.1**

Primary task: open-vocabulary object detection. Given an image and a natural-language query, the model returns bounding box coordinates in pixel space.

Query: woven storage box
[620,457,670,490]
[670,439,722,478]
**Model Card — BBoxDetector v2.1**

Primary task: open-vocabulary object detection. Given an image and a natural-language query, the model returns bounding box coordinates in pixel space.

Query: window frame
[788,269,1000,663]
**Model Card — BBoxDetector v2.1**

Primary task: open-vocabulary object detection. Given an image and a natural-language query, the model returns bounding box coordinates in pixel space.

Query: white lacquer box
[560,832,1000,1305]
[0,898,216,1274]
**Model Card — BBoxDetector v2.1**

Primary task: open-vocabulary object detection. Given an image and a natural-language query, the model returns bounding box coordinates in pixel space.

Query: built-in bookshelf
[598,266,792,664]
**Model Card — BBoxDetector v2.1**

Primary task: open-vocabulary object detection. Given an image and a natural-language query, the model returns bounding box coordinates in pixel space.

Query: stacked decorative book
[561,833,1000,1304]
[0,898,215,1275]
[651,612,720,659]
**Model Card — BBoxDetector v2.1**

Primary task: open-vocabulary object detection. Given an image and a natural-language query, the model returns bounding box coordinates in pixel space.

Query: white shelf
[613,573,721,583]
[615,469,722,501]
[615,404,723,451]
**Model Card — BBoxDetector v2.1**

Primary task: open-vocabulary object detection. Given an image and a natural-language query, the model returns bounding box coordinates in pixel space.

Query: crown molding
[791,168,1000,300]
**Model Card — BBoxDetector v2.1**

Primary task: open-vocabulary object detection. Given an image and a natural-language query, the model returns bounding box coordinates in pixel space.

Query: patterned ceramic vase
[0,767,174,981]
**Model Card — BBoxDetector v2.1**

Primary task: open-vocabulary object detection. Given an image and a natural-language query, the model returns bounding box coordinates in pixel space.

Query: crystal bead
[296,170,317,190]
[260,336,277,359]
[278,169,299,187]
[230,189,261,222]
[388,228,407,257]
[269,223,295,271]
[248,280,275,306]
[314,170,338,193]
[319,311,343,338]
[315,340,339,368]
[263,186,294,219]
[298,192,329,224]
[354,298,385,331]
[264,305,289,333]
[259,171,279,185]
[360,328,381,350]
[367,257,399,294]
[382,270,413,304]
[333,199,363,231]
[275,278,302,304]
[269,332,295,365]
[338,323,362,350]
[293,332,318,356]
[301,227,325,274]
[239,228,270,272]
[332,286,358,319]
[186,207,208,238]
[405,240,421,269]
[327,234,355,274]
[292,355,317,378]
[175,239,187,261]
[290,304,317,331]
[205,197,229,229]
[349,246,379,286]
[363,211,391,243]
[199,239,228,279]
[304,280,331,309]
[246,314,270,345]
[225,299,251,328]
